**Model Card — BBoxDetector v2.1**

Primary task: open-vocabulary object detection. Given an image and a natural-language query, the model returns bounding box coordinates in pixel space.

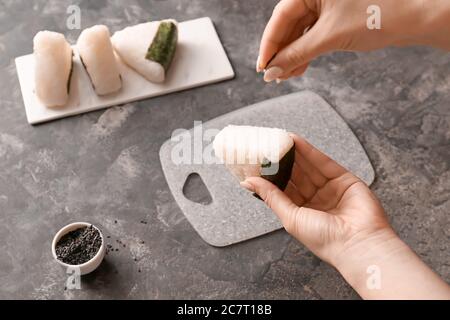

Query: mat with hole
[159,91,375,247]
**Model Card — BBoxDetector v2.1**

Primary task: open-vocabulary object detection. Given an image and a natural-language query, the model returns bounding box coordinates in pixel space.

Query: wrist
[392,0,450,50]
[332,228,409,295]
[416,0,450,50]
[332,227,450,299]
[388,0,427,46]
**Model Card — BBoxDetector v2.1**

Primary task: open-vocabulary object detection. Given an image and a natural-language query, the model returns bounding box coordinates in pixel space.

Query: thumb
[242,177,298,232]
[242,177,336,250]
[264,21,332,81]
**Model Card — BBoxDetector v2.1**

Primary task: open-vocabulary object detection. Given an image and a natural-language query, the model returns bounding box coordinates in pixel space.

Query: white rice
[111,20,176,83]
[33,31,73,107]
[213,125,294,181]
[77,25,122,95]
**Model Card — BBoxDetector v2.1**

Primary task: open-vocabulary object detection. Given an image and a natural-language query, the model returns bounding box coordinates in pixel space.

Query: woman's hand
[241,134,390,265]
[257,0,450,82]
[241,134,450,299]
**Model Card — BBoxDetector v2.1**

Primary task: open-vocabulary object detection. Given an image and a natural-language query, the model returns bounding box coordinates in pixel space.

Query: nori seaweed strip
[67,50,74,93]
[253,146,295,200]
[261,145,295,190]
[145,21,178,71]
[79,55,96,91]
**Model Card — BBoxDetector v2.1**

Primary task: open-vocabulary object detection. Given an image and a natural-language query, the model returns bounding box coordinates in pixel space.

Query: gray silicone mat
[159,91,375,247]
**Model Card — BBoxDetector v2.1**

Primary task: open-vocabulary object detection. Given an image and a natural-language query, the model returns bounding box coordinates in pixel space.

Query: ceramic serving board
[160,91,375,247]
[15,17,234,125]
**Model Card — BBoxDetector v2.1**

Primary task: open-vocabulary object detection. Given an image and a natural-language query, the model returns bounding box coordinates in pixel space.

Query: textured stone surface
[160,91,375,246]
[0,0,449,299]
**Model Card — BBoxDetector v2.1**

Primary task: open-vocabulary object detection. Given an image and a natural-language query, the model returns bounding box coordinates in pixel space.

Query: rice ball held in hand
[77,25,122,95]
[33,31,73,107]
[213,125,295,191]
[111,19,178,83]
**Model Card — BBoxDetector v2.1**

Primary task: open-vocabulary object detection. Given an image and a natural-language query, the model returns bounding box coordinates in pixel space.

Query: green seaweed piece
[145,21,178,71]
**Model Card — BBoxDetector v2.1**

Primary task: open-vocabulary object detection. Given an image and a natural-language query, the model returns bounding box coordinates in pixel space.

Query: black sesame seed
[55,225,102,265]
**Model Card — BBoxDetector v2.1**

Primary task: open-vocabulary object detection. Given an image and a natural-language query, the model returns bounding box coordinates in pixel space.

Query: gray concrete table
[0,0,448,299]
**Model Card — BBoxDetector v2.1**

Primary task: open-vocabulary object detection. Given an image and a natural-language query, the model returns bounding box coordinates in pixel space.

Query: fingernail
[240,180,255,192]
[256,55,262,73]
[264,66,283,82]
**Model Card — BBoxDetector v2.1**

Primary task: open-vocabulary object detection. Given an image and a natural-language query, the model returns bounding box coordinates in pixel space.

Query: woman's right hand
[241,134,450,299]
[257,0,450,82]
[241,134,392,268]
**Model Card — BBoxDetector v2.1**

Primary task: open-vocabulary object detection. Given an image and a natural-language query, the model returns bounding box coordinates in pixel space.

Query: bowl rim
[51,221,105,268]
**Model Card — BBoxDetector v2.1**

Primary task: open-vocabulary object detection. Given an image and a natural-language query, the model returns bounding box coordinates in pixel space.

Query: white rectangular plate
[15,17,234,125]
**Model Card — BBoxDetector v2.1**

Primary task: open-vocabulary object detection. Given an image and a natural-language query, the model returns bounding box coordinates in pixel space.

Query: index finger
[258,0,309,71]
